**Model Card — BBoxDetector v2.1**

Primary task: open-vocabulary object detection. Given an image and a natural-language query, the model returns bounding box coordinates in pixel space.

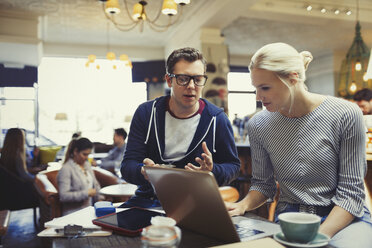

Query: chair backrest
[45,170,59,190]
[219,186,240,203]
[93,167,119,187]
[0,165,39,211]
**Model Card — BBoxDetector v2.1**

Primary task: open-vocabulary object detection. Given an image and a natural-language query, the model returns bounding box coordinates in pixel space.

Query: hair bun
[300,51,313,70]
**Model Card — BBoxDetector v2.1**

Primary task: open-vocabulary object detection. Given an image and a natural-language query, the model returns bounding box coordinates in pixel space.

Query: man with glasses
[120,47,240,208]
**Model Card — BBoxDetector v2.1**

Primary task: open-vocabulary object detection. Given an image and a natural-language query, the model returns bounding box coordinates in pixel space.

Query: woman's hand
[225,201,247,216]
[88,188,97,197]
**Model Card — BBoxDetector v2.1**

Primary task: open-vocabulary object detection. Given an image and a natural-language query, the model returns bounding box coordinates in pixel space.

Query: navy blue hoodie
[121,96,240,207]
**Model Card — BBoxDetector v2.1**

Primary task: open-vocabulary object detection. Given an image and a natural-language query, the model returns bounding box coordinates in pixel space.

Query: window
[227,72,256,121]
[38,57,146,145]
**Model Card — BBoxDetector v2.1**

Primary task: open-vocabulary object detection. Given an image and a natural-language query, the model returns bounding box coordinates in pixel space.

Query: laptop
[144,166,280,243]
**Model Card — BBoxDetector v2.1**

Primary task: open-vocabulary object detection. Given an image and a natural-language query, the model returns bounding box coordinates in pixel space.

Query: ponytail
[63,137,93,164]
[63,138,77,164]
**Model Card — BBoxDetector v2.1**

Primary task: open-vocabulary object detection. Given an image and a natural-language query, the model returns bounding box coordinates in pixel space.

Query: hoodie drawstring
[212,116,216,153]
[144,100,156,144]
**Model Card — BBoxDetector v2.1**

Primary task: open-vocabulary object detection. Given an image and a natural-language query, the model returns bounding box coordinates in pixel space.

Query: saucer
[273,232,330,248]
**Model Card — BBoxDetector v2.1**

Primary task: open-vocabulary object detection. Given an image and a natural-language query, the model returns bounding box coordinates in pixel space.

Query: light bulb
[363,72,368,81]
[133,3,143,20]
[162,0,178,16]
[174,0,190,5]
[349,82,357,94]
[306,5,312,11]
[88,54,96,63]
[106,52,116,60]
[119,54,129,61]
[346,10,352,15]
[334,9,340,15]
[105,0,121,14]
[320,8,326,13]
[355,61,362,71]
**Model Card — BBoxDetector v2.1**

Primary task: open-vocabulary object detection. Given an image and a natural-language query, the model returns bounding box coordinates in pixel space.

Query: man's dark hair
[166,47,206,74]
[353,88,372,101]
[114,128,127,140]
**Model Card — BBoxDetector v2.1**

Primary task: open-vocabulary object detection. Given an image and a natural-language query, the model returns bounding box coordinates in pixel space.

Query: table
[49,211,336,248]
[99,183,137,203]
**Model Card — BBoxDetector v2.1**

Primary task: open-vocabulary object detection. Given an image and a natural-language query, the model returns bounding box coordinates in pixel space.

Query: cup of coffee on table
[278,212,321,243]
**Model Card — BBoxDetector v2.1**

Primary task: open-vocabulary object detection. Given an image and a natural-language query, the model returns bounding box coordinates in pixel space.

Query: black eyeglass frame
[168,73,208,87]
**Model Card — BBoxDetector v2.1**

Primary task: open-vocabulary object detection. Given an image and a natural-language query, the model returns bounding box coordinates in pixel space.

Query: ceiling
[1,0,372,60]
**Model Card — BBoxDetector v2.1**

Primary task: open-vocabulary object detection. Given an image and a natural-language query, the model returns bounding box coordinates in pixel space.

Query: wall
[306,53,336,96]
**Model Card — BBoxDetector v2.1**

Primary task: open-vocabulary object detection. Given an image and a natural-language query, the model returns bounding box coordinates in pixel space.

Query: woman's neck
[280,91,325,118]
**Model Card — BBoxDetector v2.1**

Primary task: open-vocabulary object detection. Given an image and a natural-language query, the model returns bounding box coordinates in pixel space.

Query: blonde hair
[249,42,313,82]
[249,42,313,113]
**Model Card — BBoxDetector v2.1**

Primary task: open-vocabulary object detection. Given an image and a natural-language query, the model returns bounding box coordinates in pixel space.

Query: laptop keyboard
[234,224,264,239]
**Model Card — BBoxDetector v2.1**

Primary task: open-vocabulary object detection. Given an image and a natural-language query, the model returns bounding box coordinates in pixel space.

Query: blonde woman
[226,42,372,246]
[57,137,101,215]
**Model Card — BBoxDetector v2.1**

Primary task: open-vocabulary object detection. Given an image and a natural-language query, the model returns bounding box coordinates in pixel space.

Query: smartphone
[92,207,165,236]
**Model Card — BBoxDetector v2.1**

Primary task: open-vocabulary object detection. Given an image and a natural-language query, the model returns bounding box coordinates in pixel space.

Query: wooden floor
[1,208,45,248]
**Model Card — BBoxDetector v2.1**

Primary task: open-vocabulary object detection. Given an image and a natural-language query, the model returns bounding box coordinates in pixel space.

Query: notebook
[144,166,280,243]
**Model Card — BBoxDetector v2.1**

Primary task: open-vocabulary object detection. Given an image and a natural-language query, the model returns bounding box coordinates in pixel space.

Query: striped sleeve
[247,117,277,200]
[332,104,366,217]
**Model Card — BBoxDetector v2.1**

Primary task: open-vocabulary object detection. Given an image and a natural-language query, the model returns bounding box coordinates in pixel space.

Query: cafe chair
[0,166,39,227]
[219,186,239,203]
[34,166,120,227]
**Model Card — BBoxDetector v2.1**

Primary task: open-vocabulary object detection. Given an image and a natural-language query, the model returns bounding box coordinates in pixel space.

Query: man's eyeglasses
[168,74,208,87]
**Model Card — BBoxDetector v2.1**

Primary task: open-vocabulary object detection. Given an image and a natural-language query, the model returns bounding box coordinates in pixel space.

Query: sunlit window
[227,72,256,121]
[38,57,146,145]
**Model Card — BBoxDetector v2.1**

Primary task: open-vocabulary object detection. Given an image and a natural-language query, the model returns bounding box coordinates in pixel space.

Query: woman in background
[226,42,372,246]
[57,137,101,215]
[0,128,35,182]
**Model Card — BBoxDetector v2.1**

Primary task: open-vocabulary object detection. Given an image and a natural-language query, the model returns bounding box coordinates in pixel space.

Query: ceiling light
[105,0,120,14]
[320,7,326,13]
[306,5,312,11]
[346,9,352,15]
[334,9,340,15]
[86,22,132,70]
[162,0,178,16]
[101,0,191,32]
[338,0,371,98]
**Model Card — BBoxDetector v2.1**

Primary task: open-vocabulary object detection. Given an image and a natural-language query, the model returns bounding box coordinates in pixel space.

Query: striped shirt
[248,96,367,217]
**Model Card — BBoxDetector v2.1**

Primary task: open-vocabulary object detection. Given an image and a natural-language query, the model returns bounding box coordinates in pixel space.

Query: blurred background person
[92,128,127,175]
[71,131,82,139]
[0,128,35,182]
[353,88,372,115]
[57,137,101,216]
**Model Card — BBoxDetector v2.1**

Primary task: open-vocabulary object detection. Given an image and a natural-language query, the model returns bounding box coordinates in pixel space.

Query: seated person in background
[0,128,35,182]
[57,137,101,216]
[353,88,372,115]
[92,128,127,174]
[120,47,241,208]
[225,42,372,246]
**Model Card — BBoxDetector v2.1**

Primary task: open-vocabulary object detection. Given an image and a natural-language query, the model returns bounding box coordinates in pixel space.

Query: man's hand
[141,158,158,180]
[185,142,213,172]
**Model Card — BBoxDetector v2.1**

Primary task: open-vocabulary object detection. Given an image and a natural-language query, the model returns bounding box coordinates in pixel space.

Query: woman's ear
[289,72,299,85]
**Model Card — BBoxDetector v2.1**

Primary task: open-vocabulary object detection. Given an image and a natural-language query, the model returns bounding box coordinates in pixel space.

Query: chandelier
[86,22,132,70]
[99,0,191,32]
[338,0,371,98]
